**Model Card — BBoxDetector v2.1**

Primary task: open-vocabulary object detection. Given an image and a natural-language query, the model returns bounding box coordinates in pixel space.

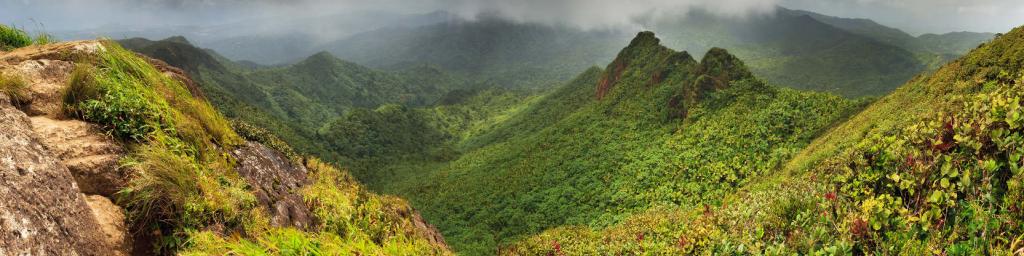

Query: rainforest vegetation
[11,4,1013,254]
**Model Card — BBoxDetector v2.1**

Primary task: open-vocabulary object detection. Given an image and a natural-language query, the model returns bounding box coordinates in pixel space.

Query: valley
[1,2,1021,255]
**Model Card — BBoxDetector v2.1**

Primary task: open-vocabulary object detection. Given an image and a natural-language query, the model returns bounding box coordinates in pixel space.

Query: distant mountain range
[77,7,992,97]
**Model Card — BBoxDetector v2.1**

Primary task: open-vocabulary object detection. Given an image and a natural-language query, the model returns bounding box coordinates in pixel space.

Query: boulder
[231,142,316,229]
[0,94,109,255]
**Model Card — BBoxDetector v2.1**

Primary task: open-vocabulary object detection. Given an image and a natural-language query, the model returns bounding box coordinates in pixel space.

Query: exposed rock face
[0,41,105,65]
[0,41,128,256]
[10,59,75,116]
[0,94,108,255]
[31,117,127,197]
[396,201,450,250]
[231,142,316,229]
[85,195,130,256]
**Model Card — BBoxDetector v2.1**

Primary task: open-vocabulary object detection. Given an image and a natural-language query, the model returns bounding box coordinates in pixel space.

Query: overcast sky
[1,0,1022,35]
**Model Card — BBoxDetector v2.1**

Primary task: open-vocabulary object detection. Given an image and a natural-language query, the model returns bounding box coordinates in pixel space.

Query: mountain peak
[295,51,343,68]
[700,47,753,82]
[627,31,660,48]
[162,36,192,46]
[308,51,337,60]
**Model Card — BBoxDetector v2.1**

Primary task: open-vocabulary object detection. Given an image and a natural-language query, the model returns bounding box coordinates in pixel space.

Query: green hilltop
[505,26,1024,255]
[111,20,1019,255]
[370,31,864,254]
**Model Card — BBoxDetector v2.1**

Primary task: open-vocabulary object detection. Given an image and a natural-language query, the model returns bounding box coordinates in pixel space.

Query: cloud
[779,0,1024,34]
[0,0,779,31]
[1,0,1021,34]
[441,0,779,29]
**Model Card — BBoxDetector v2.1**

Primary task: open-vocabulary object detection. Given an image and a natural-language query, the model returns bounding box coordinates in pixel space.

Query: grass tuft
[63,64,101,116]
[0,24,32,51]
[0,72,29,107]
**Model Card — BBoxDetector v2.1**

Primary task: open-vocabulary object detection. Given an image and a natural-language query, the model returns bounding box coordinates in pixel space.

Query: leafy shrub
[178,158,451,255]
[820,75,1024,253]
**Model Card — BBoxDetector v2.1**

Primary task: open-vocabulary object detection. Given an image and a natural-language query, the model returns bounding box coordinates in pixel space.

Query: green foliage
[0,24,56,50]
[180,158,451,255]
[119,37,476,164]
[0,24,32,50]
[231,120,300,162]
[59,41,254,252]
[376,33,860,254]
[507,25,1024,256]
[0,72,29,107]
[63,65,102,114]
[322,104,445,160]
[819,77,1024,253]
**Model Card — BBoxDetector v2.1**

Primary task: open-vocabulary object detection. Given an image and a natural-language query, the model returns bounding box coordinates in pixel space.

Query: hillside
[504,26,1024,255]
[789,8,994,56]
[0,31,451,254]
[330,16,628,89]
[326,7,981,98]
[120,37,476,162]
[368,32,864,254]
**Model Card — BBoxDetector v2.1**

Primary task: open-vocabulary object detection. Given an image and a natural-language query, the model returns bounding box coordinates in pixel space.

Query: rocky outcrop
[85,195,129,256]
[0,94,108,255]
[0,41,128,256]
[30,116,127,197]
[231,142,316,229]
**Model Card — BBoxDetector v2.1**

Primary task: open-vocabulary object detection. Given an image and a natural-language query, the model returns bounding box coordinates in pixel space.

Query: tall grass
[61,40,251,252]
[0,72,29,107]
[63,65,101,116]
[0,24,32,50]
[0,24,55,51]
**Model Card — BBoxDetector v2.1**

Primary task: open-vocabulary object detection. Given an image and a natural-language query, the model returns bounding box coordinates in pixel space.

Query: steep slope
[121,37,471,162]
[377,32,862,254]
[790,8,995,57]
[650,10,924,98]
[505,26,1024,255]
[0,36,451,254]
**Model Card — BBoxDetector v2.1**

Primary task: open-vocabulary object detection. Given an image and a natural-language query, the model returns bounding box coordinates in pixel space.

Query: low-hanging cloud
[1,0,1021,34]
[441,0,780,30]
[0,0,779,31]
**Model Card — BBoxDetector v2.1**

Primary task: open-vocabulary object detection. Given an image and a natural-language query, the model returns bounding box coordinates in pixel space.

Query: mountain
[329,16,629,89]
[647,9,926,98]
[786,8,995,68]
[326,8,984,98]
[788,8,995,56]
[364,31,864,254]
[504,26,1024,255]
[120,37,474,160]
[55,10,459,65]
[0,33,451,254]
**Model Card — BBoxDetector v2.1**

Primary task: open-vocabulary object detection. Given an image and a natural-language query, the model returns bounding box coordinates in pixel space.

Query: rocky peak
[627,31,660,48]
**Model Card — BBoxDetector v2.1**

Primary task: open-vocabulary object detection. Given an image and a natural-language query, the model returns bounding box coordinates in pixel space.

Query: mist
[2,0,1021,37]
